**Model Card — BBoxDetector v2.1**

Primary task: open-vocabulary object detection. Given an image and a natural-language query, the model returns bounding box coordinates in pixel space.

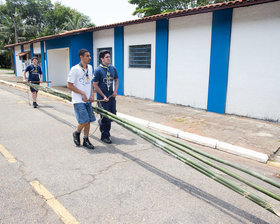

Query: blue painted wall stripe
[13,47,17,76]
[20,45,24,64]
[207,9,232,114]
[40,41,46,82]
[45,33,93,70]
[30,43,34,58]
[114,27,124,95]
[70,32,93,68]
[155,19,169,103]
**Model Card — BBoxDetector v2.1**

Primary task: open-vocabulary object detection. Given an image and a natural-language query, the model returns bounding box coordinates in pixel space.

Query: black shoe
[73,131,80,146]
[83,137,95,149]
[33,102,37,108]
[101,137,112,144]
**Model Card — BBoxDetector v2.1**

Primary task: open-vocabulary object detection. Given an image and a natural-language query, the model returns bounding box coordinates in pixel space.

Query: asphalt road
[1,83,280,224]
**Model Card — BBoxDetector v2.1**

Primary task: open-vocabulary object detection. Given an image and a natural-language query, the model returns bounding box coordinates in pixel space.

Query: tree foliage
[0,0,95,68]
[129,0,229,17]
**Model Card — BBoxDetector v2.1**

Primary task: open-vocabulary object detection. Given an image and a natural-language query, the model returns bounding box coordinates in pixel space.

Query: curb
[117,112,269,163]
[0,79,270,164]
[0,80,72,105]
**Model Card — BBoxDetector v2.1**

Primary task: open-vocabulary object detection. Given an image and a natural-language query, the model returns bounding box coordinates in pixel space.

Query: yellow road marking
[30,180,79,224]
[0,144,17,163]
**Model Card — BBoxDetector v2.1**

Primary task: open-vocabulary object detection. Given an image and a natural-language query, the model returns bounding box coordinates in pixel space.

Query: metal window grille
[129,45,151,68]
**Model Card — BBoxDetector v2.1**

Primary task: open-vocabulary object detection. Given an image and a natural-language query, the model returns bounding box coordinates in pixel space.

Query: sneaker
[101,137,112,144]
[83,137,95,149]
[33,102,37,108]
[73,131,80,146]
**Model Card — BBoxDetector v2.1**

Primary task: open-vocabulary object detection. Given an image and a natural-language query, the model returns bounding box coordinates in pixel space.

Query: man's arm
[67,82,88,102]
[113,78,119,97]
[93,81,109,102]
[23,71,27,82]
[39,67,43,82]
[89,81,95,102]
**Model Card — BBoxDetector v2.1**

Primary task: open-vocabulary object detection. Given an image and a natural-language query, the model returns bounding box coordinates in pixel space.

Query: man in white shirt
[67,49,95,150]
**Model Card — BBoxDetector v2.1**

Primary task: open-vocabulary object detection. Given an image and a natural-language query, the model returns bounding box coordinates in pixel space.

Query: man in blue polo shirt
[93,50,119,144]
[23,57,42,108]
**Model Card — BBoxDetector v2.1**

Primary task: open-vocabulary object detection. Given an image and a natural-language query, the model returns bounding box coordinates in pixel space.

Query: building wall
[45,32,93,85]
[47,48,70,86]
[226,1,280,121]
[124,22,156,100]
[33,42,41,54]
[15,46,22,76]
[167,13,212,109]
[93,29,114,68]
[11,1,280,122]
[23,44,30,52]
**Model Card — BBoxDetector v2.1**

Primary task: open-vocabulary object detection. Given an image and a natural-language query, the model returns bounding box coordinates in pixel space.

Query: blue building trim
[70,32,93,68]
[207,9,232,114]
[30,43,34,58]
[20,45,24,64]
[155,19,169,103]
[45,33,93,70]
[40,41,46,82]
[13,47,17,76]
[114,26,124,95]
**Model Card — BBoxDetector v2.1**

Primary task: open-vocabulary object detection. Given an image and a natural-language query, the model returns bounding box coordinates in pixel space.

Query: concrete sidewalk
[1,70,279,164]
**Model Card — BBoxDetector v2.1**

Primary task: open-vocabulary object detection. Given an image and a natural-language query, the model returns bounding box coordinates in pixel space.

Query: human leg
[73,103,95,149]
[99,101,111,141]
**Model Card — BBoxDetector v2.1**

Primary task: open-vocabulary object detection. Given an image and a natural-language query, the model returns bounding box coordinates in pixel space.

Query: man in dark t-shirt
[23,57,42,108]
[93,50,119,144]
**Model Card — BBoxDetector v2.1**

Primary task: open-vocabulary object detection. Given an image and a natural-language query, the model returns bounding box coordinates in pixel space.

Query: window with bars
[129,44,151,68]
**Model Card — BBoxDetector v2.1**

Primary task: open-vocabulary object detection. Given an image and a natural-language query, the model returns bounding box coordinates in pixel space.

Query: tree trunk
[13,16,18,43]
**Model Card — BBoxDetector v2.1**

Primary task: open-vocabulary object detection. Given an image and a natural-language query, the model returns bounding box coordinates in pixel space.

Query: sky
[51,0,138,26]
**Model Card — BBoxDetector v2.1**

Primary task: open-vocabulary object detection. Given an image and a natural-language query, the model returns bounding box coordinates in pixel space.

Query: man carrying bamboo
[93,50,119,144]
[67,49,95,150]
[23,57,42,108]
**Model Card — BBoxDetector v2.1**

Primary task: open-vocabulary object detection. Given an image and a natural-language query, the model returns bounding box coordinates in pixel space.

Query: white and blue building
[6,0,280,122]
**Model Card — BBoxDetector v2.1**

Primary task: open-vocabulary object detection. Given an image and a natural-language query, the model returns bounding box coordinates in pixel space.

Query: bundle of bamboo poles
[25,82,280,216]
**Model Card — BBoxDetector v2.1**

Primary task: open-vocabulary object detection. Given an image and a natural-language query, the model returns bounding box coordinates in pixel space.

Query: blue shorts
[74,102,96,124]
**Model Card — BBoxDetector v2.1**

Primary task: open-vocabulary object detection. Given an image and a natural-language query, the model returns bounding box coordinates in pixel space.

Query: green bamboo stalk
[26,83,280,192]
[26,83,72,101]
[23,83,280,213]
[95,106,280,189]
[95,108,280,201]
[96,110,280,217]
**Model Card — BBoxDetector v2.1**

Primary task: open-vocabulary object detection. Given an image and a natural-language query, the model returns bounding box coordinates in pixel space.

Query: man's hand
[112,91,117,98]
[103,96,109,102]
[89,95,95,103]
[22,78,27,83]
[82,93,88,102]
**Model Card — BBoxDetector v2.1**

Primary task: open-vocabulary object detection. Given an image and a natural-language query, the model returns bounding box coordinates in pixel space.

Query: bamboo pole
[94,107,280,190]
[96,109,280,217]
[24,83,280,216]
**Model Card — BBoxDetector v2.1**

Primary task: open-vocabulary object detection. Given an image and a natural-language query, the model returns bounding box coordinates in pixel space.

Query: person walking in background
[67,49,95,150]
[23,57,42,108]
[93,50,119,144]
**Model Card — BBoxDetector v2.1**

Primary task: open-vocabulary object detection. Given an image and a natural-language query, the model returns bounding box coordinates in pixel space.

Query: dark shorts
[74,102,96,124]
[28,80,40,92]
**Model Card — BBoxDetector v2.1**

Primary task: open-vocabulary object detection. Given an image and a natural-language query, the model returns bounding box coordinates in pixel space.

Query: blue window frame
[129,44,151,68]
